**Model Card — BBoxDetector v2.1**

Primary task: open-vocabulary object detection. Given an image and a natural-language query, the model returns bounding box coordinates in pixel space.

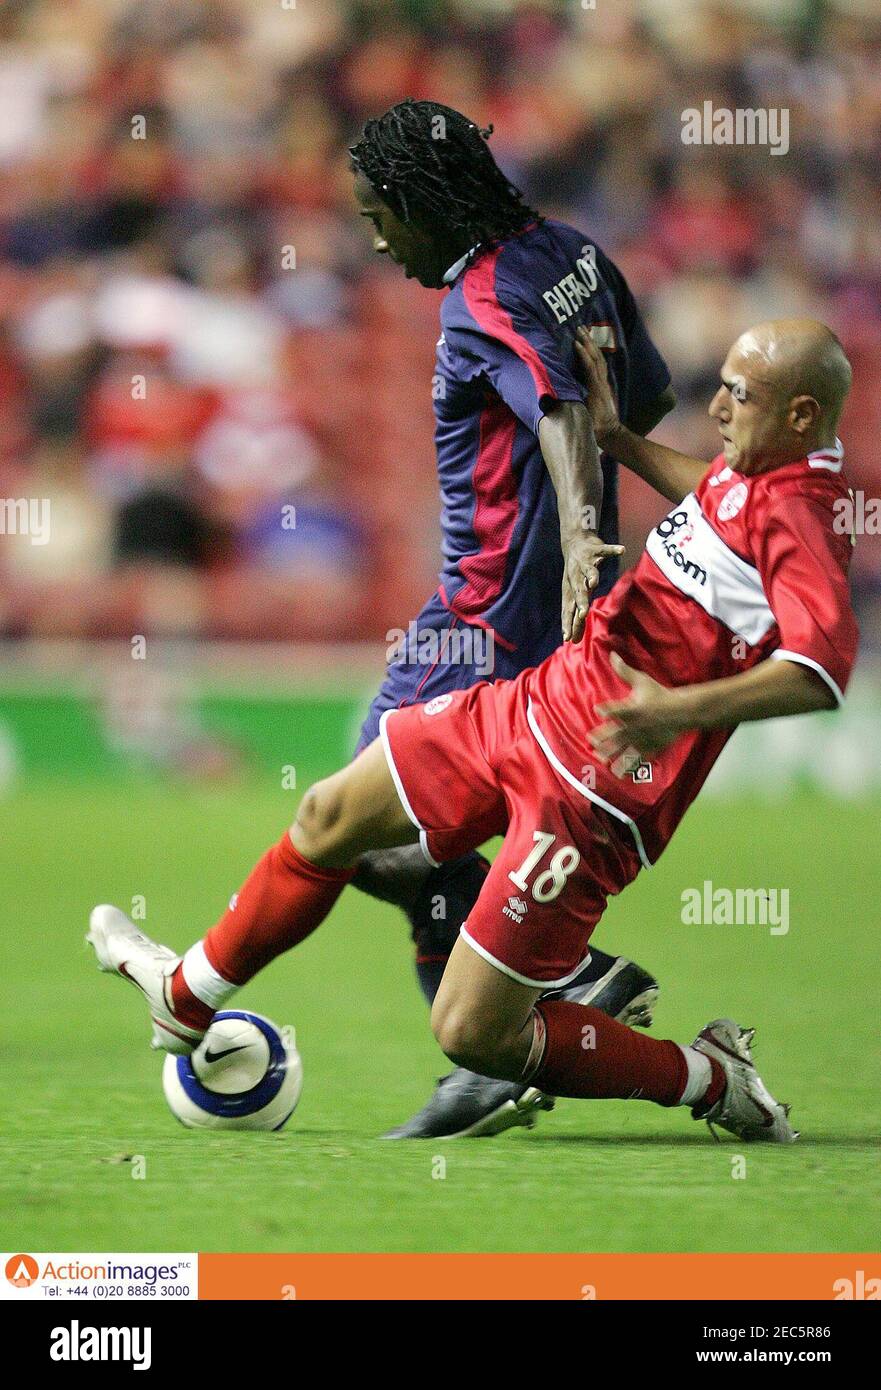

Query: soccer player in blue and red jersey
[342,100,674,1136]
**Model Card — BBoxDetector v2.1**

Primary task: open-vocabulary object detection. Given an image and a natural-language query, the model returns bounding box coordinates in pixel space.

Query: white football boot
[692,1018,798,1143]
[86,904,207,1055]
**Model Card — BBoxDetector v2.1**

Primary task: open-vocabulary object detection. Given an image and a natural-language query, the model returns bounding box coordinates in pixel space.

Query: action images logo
[1,1251,197,1301]
[5,1254,38,1288]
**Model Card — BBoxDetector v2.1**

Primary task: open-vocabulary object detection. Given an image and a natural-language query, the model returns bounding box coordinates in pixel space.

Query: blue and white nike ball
[162,1010,303,1130]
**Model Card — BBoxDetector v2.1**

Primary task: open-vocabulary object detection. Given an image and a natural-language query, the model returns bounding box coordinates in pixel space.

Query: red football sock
[205,831,354,983]
[170,831,354,1025]
[532,1001,720,1107]
[169,974,215,1033]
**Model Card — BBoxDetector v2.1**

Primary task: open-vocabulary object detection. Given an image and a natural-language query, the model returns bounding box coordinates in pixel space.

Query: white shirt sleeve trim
[769,649,845,706]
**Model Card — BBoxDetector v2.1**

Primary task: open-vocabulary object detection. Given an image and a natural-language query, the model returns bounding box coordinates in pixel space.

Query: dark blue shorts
[355,591,560,753]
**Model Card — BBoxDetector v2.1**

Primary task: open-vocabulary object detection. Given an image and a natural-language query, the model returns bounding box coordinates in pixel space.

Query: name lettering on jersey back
[543,245,599,324]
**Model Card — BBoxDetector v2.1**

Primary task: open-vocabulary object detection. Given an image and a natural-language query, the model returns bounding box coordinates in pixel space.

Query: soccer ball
[162,1010,303,1130]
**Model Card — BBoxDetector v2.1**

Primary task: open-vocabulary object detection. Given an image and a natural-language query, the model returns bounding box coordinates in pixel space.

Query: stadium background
[1,0,879,1258]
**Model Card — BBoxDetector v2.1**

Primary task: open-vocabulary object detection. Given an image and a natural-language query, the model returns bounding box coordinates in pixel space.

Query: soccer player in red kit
[88,319,858,1141]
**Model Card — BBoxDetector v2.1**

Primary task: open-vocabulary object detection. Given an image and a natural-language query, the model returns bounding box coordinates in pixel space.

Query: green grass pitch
[2,778,879,1254]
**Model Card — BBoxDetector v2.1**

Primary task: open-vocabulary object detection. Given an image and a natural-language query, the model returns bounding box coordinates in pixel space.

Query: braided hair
[350,99,540,248]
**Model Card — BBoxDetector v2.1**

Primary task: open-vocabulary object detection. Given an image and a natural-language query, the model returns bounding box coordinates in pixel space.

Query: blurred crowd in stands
[1,0,880,648]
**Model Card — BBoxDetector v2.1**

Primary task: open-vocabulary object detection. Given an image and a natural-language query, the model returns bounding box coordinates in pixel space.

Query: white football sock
[678,1046,713,1106]
[181,941,237,1010]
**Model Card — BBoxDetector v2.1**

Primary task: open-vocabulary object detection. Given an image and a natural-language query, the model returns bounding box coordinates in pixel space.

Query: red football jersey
[526,442,859,866]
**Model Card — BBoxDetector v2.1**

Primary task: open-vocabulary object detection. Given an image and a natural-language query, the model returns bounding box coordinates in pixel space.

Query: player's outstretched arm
[589,653,836,768]
[538,399,625,642]
[575,328,705,504]
[627,383,677,439]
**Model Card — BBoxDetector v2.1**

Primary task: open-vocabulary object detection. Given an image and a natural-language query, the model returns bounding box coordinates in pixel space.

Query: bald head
[734,319,852,430]
[710,319,852,474]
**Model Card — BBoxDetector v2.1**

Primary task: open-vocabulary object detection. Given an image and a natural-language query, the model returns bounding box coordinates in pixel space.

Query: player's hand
[588,652,683,772]
[562,533,625,642]
[575,327,621,448]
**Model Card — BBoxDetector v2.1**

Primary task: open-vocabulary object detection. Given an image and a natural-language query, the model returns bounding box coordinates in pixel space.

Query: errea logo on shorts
[424,694,453,715]
[503,895,528,923]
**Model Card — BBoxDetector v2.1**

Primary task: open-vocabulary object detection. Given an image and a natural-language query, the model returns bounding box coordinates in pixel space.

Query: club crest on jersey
[717,481,748,521]
[503,895,528,923]
[630,760,653,783]
[424,694,453,716]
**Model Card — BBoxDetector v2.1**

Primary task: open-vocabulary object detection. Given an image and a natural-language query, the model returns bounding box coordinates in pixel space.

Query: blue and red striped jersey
[433,218,670,654]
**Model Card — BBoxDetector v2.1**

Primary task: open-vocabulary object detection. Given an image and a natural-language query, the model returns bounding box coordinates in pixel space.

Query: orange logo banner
[199,1253,881,1301]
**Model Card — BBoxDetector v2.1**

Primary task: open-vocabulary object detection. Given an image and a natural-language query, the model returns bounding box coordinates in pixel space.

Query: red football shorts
[379,675,643,988]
